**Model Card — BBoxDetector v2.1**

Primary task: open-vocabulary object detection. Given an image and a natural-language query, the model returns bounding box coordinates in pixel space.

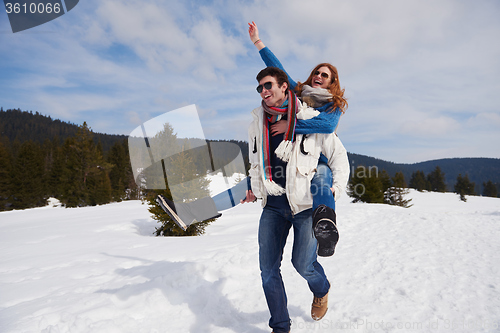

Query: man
[242,67,349,333]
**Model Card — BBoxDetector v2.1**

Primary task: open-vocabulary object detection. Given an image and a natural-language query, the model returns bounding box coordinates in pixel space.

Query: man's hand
[240,190,257,204]
[270,119,287,136]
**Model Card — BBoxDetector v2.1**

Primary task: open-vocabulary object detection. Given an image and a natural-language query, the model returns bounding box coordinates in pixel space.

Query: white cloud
[399,115,461,137]
[88,0,246,80]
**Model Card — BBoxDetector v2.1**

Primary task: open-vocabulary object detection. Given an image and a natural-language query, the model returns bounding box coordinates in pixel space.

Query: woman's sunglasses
[314,71,330,79]
[256,81,273,93]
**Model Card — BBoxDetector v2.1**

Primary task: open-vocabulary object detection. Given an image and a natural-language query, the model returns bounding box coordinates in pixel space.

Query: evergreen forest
[1,108,498,216]
[0,109,249,223]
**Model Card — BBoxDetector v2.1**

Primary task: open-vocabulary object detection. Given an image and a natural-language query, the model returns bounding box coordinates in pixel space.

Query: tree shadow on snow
[98,254,269,333]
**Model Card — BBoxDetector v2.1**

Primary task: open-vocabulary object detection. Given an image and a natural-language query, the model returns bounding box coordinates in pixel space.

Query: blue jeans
[310,161,335,212]
[259,206,330,333]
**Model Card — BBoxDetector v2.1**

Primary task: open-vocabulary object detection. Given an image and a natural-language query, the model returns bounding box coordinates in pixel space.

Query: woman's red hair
[295,63,348,113]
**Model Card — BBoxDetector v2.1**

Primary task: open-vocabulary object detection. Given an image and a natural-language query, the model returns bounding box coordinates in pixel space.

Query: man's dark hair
[256,67,289,89]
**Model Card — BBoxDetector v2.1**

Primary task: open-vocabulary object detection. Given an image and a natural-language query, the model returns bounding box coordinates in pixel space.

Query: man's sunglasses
[256,81,273,93]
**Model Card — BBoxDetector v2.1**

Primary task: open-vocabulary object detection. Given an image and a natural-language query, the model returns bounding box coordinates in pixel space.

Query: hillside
[0,108,128,152]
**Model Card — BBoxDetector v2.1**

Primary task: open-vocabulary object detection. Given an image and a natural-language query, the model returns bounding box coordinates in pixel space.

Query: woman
[248,21,348,256]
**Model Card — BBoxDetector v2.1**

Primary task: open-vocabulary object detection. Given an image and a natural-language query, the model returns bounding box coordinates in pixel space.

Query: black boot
[312,204,338,257]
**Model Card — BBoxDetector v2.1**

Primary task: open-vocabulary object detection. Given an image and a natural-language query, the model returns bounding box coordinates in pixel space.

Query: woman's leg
[310,162,335,211]
[310,162,338,257]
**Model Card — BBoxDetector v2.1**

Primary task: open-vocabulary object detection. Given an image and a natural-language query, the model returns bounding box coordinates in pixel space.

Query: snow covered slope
[1,189,499,333]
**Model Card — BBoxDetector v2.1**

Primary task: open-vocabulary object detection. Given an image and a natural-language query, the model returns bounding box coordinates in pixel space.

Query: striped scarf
[260,89,299,195]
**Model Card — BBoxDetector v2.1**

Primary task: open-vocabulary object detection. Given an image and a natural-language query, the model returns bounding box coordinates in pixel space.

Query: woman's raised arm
[248,21,297,89]
[248,21,266,51]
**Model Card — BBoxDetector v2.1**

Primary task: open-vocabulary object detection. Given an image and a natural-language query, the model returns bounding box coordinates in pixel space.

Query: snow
[1,186,500,333]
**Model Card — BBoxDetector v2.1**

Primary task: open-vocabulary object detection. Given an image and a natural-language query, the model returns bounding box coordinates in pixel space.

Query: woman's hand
[270,120,287,136]
[248,21,259,43]
[248,21,265,50]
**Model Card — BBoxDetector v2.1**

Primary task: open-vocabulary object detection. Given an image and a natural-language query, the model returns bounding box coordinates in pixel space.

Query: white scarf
[300,85,332,108]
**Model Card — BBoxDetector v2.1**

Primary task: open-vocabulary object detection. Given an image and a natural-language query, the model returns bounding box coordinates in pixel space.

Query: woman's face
[311,66,333,89]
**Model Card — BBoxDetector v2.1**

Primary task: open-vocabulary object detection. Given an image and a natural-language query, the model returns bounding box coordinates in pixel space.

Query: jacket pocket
[296,165,316,179]
[293,165,316,203]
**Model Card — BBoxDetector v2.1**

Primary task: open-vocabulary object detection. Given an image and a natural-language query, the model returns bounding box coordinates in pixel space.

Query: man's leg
[290,209,330,297]
[259,206,292,333]
[290,208,331,321]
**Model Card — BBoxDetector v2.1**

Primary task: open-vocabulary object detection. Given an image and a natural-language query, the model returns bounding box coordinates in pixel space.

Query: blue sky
[1,0,499,163]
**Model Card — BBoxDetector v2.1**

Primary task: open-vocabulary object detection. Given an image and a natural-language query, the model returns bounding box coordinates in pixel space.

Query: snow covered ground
[1,183,500,333]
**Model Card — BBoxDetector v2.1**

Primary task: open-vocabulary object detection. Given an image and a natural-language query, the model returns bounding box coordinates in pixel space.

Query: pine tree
[10,141,46,208]
[86,164,113,205]
[385,172,413,207]
[454,174,475,202]
[347,166,384,203]
[0,140,13,210]
[59,122,112,207]
[409,170,429,191]
[59,137,82,206]
[427,166,447,192]
[107,139,137,201]
[482,180,498,198]
[107,141,126,201]
[393,171,407,188]
[83,133,113,206]
[121,139,140,200]
[379,170,392,194]
[143,124,214,236]
[46,137,64,197]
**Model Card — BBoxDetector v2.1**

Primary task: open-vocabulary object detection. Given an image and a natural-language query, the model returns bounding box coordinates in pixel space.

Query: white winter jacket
[248,101,350,214]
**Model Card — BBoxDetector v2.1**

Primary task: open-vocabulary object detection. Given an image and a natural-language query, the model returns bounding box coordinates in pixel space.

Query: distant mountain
[348,152,500,194]
[2,108,499,194]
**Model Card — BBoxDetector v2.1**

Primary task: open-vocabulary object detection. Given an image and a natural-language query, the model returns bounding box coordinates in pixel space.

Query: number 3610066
[5,2,62,14]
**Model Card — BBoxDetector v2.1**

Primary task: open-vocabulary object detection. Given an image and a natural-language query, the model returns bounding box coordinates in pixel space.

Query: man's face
[258,75,288,107]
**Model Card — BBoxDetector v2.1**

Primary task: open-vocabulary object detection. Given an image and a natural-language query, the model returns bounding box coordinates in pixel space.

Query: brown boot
[311,291,329,321]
